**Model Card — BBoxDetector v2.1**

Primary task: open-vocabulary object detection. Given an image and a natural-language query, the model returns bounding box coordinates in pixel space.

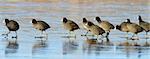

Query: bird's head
[87,22,94,26]
[32,19,37,24]
[63,17,67,23]
[5,19,9,24]
[138,15,143,22]
[126,19,131,23]
[116,25,121,30]
[95,16,101,23]
[83,18,87,23]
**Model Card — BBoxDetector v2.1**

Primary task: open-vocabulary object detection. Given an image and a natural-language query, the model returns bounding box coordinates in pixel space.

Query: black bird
[32,19,50,38]
[116,20,130,36]
[62,17,80,35]
[82,18,93,35]
[86,21,105,39]
[126,19,144,38]
[95,16,114,37]
[138,15,150,35]
[3,19,19,38]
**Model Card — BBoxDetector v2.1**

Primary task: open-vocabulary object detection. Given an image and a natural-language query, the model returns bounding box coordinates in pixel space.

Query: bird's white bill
[61,18,63,21]
[125,19,128,22]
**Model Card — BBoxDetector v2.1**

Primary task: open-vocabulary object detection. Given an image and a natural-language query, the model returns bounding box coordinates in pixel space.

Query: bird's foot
[130,37,139,40]
[1,34,8,38]
[67,35,76,38]
[12,36,17,38]
[35,36,44,38]
[81,34,94,37]
[35,36,48,39]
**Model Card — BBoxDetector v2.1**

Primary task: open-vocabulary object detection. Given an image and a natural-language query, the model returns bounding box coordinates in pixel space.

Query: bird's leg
[46,32,48,40]
[42,31,48,39]
[12,31,17,38]
[96,35,99,39]
[132,34,139,40]
[134,38,139,46]
[41,31,44,37]
[66,31,71,38]
[145,32,149,39]
[101,34,105,39]
[96,35,99,40]
[35,30,43,38]
[73,32,76,38]
[40,31,45,38]
[125,32,128,38]
[44,31,48,40]
[146,32,148,35]
[85,31,88,35]
[97,35,103,43]
[135,34,139,39]
[132,34,135,37]
[106,32,109,38]
[106,36,110,42]
[41,31,44,36]
[70,31,76,38]
[68,31,71,36]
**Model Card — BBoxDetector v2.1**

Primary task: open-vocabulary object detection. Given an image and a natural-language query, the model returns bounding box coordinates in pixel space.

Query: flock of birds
[63,15,150,39]
[2,15,150,45]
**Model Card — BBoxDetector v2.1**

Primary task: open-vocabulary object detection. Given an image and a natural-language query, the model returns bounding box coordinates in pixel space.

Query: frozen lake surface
[0,1,150,59]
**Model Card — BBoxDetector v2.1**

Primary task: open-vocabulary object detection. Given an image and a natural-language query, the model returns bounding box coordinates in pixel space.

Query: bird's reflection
[116,36,150,59]
[32,38,48,54]
[5,38,19,54]
[82,36,113,55]
[101,37,114,46]
[118,37,141,46]
[143,38,150,47]
[63,37,78,55]
[119,36,150,47]
[143,41,150,47]
[118,37,133,46]
[116,45,150,59]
